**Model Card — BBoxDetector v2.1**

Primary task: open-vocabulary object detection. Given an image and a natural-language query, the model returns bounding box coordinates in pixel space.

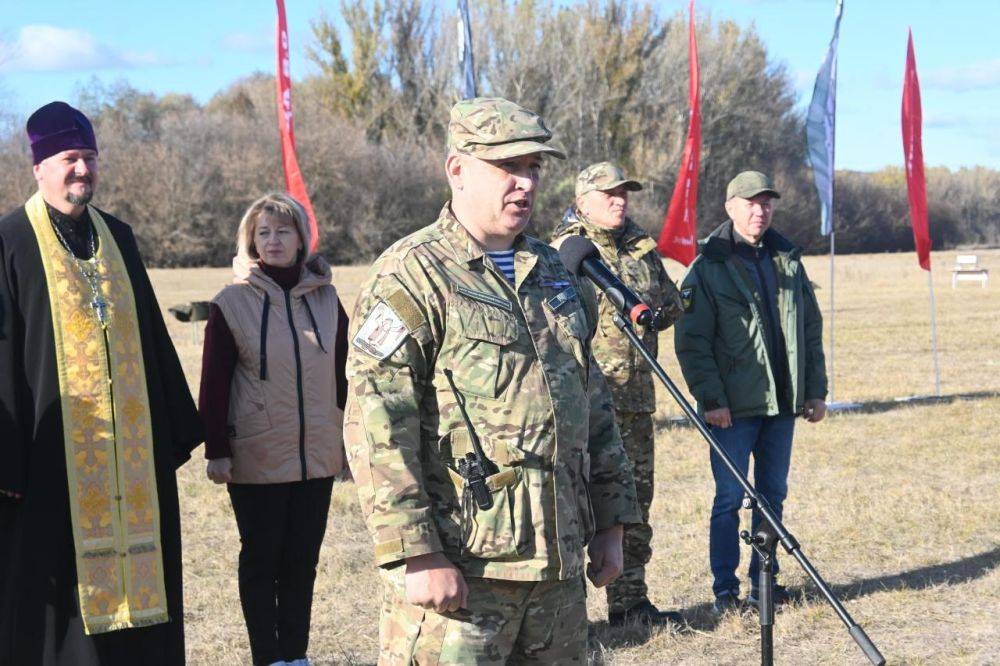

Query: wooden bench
[951,254,989,288]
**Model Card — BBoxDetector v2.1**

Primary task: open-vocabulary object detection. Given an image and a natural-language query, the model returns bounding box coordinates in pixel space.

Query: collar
[45,200,96,259]
[236,254,332,297]
[556,207,655,256]
[437,203,540,289]
[437,203,536,263]
[436,204,488,266]
[45,200,92,229]
[259,261,302,291]
[700,219,798,262]
[732,228,770,261]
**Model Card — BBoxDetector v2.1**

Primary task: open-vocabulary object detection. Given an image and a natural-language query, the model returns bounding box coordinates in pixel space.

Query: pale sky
[3,0,998,171]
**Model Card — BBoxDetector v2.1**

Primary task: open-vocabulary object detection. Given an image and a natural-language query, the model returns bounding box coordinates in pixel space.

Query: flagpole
[927,268,941,396]
[457,0,476,99]
[828,230,835,401]
[805,0,843,403]
[275,0,319,251]
[902,28,937,397]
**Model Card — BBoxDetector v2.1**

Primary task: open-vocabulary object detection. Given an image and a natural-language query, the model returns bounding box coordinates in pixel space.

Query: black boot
[609,599,684,627]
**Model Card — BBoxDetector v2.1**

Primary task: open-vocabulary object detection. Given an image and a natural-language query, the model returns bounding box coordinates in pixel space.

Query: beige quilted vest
[214,253,344,484]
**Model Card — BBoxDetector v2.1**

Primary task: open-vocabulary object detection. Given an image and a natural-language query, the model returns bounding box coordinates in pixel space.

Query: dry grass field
[151,248,1000,665]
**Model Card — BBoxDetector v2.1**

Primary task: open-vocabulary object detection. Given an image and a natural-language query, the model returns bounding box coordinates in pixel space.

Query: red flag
[902,29,930,271]
[657,0,701,265]
[276,0,319,252]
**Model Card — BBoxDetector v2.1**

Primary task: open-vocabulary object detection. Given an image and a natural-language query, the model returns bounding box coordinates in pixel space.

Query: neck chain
[49,214,111,329]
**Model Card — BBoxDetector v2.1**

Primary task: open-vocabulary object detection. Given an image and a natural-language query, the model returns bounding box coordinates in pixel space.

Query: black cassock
[0,204,202,666]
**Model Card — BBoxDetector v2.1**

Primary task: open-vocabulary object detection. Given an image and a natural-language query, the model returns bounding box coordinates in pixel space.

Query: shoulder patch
[352,300,411,360]
[385,288,426,333]
[681,286,695,313]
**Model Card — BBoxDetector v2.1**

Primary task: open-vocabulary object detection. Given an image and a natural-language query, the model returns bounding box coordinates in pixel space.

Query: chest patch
[455,286,513,311]
[546,286,577,312]
[539,277,571,289]
[353,300,410,360]
[681,286,695,313]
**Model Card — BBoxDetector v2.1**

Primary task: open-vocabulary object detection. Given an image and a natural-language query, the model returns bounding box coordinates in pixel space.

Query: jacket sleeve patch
[385,287,427,333]
[545,286,577,312]
[352,300,410,360]
[681,286,695,313]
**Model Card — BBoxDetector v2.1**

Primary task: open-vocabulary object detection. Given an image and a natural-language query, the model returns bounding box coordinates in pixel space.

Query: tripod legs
[743,506,779,666]
[611,313,885,665]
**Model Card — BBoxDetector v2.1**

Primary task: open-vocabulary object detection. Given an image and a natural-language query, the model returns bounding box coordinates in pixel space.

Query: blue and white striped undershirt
[486,249,516,283]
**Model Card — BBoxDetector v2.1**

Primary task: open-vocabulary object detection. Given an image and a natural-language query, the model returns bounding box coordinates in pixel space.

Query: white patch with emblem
[353,300,410,360]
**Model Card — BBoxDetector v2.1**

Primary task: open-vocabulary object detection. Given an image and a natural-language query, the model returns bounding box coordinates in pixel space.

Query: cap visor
[605,179,642,192]
[475,140,566,160]
[730,187,780,200]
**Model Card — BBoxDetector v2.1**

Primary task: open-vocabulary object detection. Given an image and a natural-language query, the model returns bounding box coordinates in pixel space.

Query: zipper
[490,261,568,577]
[284,291,307,481]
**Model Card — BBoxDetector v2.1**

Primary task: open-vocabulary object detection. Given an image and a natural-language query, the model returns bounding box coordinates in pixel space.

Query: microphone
[558,236,652,327]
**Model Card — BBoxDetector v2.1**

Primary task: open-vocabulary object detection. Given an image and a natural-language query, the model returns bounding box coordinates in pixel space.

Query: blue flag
[458,0,476,99]
[806,0,843,236]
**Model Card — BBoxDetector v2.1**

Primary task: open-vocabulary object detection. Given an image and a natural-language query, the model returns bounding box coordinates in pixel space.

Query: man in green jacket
[551,162,684,627]
[673,171,828,614]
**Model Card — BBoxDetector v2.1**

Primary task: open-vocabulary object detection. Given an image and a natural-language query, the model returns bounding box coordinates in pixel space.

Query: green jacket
[551,209,683,413]
[674,220,827,418]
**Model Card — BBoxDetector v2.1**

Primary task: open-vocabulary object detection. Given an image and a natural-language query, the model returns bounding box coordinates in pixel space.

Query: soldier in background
[344,99,640,664]
[552,162,685,627]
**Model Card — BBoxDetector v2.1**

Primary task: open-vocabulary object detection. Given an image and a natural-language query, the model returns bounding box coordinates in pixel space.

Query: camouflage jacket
[551,209,683,413]
[344,205,641,582]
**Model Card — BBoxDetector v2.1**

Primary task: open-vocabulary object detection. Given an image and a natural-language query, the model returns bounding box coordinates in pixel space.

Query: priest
[0,101,202,665]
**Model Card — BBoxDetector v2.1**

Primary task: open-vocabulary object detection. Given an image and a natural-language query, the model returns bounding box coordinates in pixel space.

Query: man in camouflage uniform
[344,99,641,665]
[551,162,684,627]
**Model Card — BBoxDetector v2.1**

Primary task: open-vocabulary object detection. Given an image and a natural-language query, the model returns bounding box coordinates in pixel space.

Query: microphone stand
[611,313,885,666]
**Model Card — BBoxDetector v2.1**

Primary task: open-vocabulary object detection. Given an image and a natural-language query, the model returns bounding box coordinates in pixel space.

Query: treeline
[0,0,995,267]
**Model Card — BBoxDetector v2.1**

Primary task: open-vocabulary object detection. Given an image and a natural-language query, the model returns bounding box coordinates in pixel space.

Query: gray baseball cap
[726,171,781,200]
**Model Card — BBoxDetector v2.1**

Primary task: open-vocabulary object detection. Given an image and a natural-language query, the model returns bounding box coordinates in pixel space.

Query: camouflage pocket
[548,302,590,386]
[447,465,529,559]
[445,294,519,399]
[553,304,588,341]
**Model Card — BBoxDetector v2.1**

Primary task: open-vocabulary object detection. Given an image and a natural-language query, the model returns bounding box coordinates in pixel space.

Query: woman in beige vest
[198,193,347,666]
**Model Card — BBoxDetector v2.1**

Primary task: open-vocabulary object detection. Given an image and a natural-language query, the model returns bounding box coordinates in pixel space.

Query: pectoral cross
[91,295,110,327]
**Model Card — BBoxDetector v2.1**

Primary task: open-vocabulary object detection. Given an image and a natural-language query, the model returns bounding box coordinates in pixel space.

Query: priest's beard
[67,188,93,206]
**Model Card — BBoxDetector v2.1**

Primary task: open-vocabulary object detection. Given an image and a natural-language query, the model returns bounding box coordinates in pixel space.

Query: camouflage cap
[447,97,566,160]
[726,171,781,200]
[575,161,643,197]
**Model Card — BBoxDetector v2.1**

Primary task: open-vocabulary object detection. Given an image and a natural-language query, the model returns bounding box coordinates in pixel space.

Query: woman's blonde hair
[236,192,310,260]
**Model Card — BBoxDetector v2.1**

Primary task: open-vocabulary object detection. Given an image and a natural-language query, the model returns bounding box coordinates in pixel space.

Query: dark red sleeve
[198,303,238,459]
[336,302,348,410]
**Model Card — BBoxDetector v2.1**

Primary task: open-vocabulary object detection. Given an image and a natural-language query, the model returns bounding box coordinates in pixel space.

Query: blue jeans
[708,415,795,597]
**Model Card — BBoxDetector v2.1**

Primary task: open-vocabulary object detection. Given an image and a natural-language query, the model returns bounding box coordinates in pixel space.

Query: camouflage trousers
[377,566,587,665]
[606,410,655,615]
